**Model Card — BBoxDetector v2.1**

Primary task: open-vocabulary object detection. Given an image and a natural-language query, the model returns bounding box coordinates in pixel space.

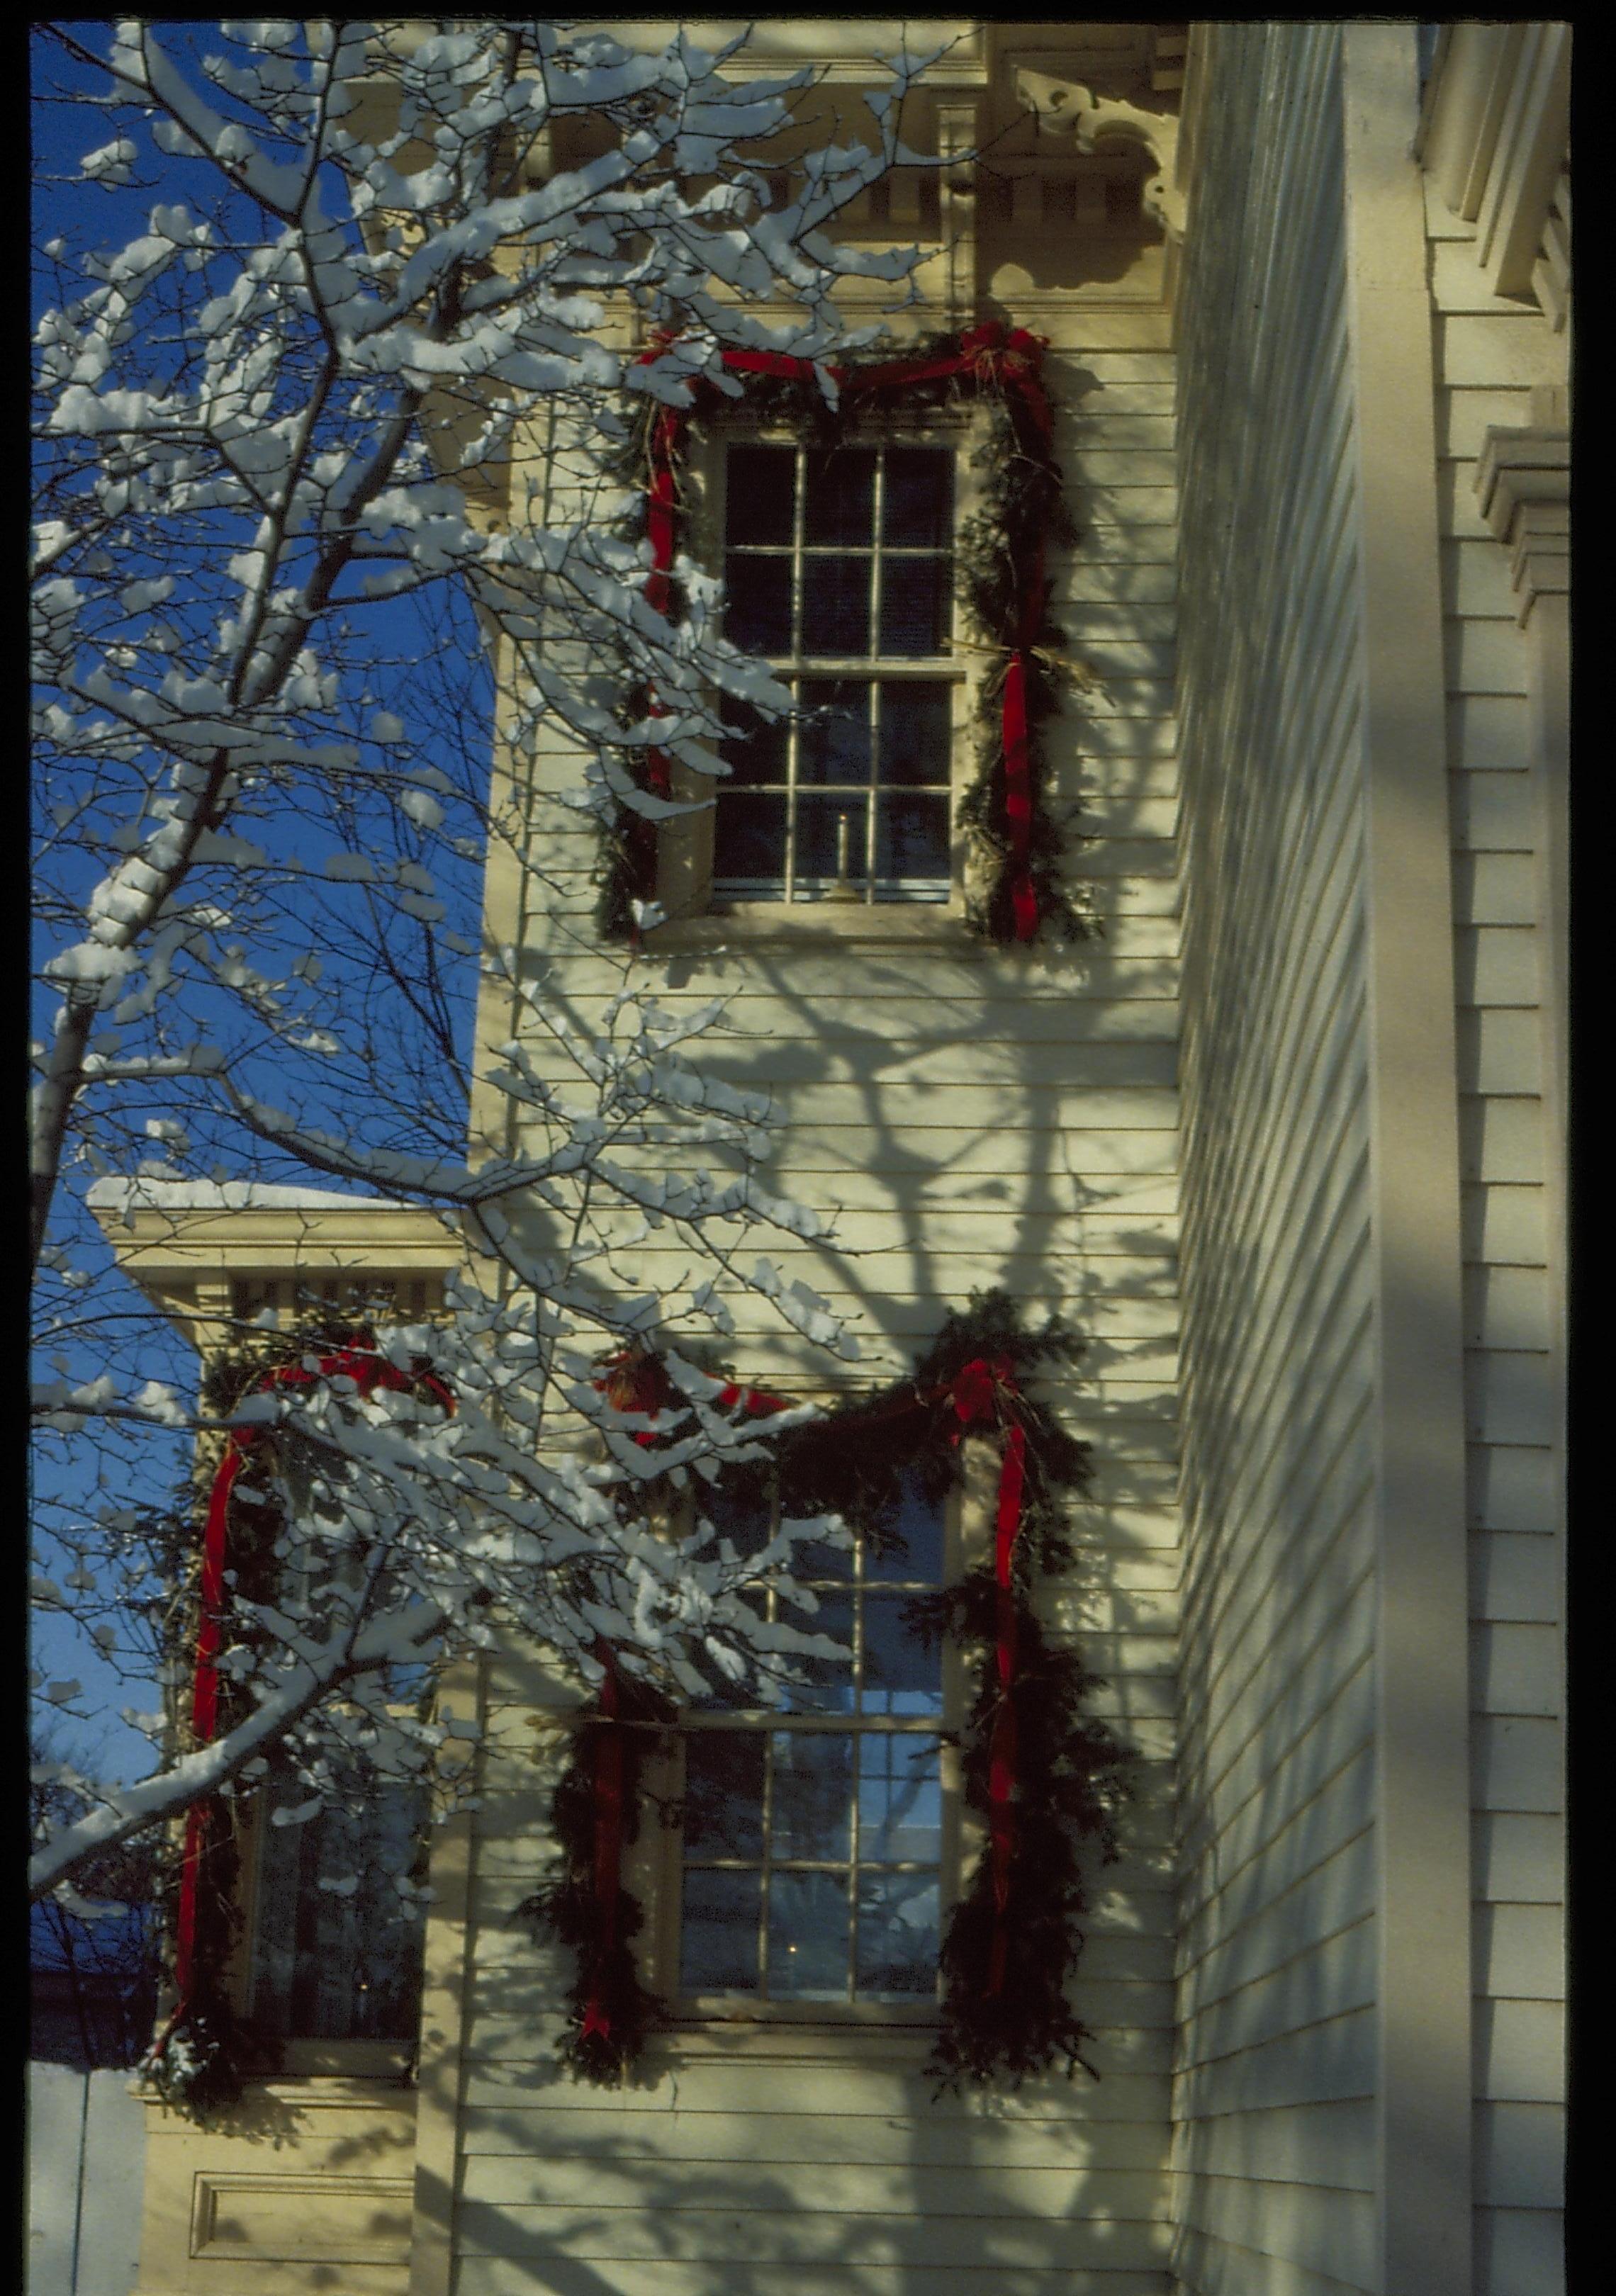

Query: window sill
[135,2072,417,2110]
[271,2040,416,2079]
[646,904,982,955]
[648,2018,939,2064]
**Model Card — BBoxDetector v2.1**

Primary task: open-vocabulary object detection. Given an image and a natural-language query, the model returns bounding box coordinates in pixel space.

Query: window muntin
[677,1471,948,2007]
[717,442,956,906]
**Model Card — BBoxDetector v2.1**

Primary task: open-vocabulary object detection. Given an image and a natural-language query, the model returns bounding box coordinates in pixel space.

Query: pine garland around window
[599,325,1099,950]
[522,1290,1133,2092]
[140,1307,448,2121]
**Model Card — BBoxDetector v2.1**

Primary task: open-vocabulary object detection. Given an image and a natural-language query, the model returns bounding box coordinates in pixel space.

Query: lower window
[247,1774,429,2041]
[676,1471,949,2008]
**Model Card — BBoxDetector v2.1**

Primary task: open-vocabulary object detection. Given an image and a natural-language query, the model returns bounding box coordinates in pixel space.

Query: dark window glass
[858,1739,943,1862]
[802,447,876,546]
[882,448,953,548]
[769,1870,851,1998]
[718,700,788,787]
[780,1587,855,1712]
[797,682,872,785]
[801,556,870,656]
[681,1868,761,1991]
[771,1731,855,1860]
[796,794,865,884]
[713,792,787,882]
[863,1593,946,1717]
[880,556,950,655]
[865,1471,949,1582]
[249,1779,427,2040]
[856,1872,939,1993]
[724,554,792,653]
[725,446,797,546]
[684,1732,767,1857]
[877,792,950,882]
[879,682,951,787]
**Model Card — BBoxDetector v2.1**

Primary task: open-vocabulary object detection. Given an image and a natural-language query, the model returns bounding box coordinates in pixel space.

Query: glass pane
[681,1867,761,1992]
[726,446,796,546]
[801,556,871,656]
[879,557,950,656]
[713,792,787,884]
[780,1588,855,1711]
[795,794,867,888]
[719,699,788,788]
[768,1869,850,1999]
[683,1732,765,1856]
[861,1592,943,1716]
[725,553,792,654]
[875,792,950,884]
[865,1472,947,1583]
[782,1528,855,1581]
[797,680,872,786]
[701,1479,775,1559]
[250,1782,427,2039]
[856,1870,940,1996]
[771,1731,854,1861]
[858,1738,942,1861]
[882,449,953,548]
[878,682,951,788]
[803,447,875,546]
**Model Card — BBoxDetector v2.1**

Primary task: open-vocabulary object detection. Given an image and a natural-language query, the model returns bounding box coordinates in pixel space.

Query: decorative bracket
[1011,68,1182,240]
[1475,403,1569,628]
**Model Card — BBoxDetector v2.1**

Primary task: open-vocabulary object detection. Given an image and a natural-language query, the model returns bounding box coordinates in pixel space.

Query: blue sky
[31,23,491,1784]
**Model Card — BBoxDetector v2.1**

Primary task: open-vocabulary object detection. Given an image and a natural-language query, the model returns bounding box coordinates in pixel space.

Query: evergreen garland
[595,328,1098,947]
[523,1289,1133,2091]
[142,1306,442,2120]
[515,1667,676,2083]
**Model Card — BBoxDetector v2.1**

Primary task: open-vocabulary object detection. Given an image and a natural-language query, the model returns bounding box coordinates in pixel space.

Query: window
[674,1470,952,2010]
[714,441,958,906]
[210,1278,442,2052]
[231,1275,441,1323]
[246,1775,429,2041]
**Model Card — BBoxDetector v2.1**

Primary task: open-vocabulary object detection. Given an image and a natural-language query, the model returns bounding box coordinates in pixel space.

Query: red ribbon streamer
[944,1355,1028,1993]
[172,1341,452,2020]
[986,1419,1028,1993]
[1001,653,1038,944]
[578,1645,624,2042]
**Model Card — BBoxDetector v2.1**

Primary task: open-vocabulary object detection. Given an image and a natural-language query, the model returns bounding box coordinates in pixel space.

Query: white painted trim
[1341,26,1474,2294]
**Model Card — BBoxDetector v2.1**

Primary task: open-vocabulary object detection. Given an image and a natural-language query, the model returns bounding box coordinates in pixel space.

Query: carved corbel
[1012,69,1183,240]
[1475,408,1569,628]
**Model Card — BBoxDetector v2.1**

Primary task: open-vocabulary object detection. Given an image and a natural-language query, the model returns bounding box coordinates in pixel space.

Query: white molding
[1340,26,1474,2295]
[1008,67,1183,242]
[1475,420,1570,627]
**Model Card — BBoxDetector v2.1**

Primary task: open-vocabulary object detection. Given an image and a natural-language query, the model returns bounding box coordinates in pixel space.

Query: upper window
[675,1470,950,2010]
[715,441,957,906]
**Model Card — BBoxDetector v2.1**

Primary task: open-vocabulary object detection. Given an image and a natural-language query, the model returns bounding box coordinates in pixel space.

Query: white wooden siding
[451,310,1183,2290]
[1427,154,1567,2293]
[1169,27,1380,2296]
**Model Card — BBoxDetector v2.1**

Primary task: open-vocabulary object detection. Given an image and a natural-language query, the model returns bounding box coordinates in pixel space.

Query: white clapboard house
[100,23,1568,2296]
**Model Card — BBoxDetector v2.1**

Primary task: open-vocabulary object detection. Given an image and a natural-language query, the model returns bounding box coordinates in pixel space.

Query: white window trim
[651,408,988,942]
[628,1453,999,2032]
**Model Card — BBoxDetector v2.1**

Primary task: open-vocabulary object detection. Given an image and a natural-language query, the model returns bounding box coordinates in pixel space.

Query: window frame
[656,408,984,931]
[210,1274,447,2080]
[631,1465,983,2031]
